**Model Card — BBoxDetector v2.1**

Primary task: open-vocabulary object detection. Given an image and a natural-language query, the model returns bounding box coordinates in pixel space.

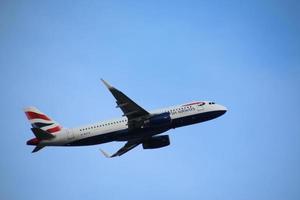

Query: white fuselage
[40,101,227,147]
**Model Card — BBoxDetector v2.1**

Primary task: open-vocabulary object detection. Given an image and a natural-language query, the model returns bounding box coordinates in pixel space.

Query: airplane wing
[101,79,149,123]
[100,140,141,158]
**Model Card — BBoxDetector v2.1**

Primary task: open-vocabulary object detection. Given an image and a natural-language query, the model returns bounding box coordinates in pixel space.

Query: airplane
[25,79,227,158]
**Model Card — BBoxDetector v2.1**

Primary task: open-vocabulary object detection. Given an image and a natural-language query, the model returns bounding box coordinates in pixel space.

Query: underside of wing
[100,140,141,158]
[100,135,171,158]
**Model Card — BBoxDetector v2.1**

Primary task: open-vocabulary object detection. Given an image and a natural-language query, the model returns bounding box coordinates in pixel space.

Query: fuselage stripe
[181,102,204,107]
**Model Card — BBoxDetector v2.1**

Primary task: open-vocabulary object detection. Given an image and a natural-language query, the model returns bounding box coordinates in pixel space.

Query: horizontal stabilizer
[31,128,55,140]
[32,145,45,153]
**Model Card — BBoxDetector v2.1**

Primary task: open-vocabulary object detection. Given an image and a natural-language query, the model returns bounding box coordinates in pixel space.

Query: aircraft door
[67,129,75,140]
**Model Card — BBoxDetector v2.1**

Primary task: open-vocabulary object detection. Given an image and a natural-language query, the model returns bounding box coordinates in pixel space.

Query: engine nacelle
[143,112,171,128]
[142,135,170,149]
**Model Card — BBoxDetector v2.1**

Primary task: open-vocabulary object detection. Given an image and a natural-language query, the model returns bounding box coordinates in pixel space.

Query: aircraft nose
[221,109,227,115]
[218,105,227,115]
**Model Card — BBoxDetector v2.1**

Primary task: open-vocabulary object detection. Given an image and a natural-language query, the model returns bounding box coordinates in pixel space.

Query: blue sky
[1,0,299,199]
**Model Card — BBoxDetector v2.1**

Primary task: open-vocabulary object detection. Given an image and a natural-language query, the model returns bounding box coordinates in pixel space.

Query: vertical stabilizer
[24,106,62,134]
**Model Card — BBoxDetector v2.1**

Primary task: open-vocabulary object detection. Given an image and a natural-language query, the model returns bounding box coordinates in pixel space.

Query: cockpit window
[209,102,215,105]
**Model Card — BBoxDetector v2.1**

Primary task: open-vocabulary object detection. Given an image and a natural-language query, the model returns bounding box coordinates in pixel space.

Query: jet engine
[142,135,170,149]
[143,112,171,128]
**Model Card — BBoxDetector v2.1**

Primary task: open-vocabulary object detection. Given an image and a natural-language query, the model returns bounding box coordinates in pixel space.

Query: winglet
[100,148,112,158]
[101,79,113,89]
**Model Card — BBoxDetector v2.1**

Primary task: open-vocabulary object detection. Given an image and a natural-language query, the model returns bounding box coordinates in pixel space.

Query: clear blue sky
[1,0,299,200]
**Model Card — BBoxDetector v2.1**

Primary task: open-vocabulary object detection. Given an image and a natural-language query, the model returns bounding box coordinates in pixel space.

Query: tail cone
[26,138,39,145]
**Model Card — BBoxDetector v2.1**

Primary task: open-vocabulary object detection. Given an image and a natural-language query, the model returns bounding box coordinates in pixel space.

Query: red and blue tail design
[24,106,62,134]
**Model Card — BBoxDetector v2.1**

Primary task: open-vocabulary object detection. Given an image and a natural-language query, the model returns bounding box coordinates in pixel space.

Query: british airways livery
[25,79,227,158]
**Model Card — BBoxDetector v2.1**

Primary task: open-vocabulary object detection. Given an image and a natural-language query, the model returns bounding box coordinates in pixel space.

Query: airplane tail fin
[24,107,63,153]
[24,106,63,134]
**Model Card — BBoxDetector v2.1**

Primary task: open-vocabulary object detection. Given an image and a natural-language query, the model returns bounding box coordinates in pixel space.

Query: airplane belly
[114,126,170,141]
